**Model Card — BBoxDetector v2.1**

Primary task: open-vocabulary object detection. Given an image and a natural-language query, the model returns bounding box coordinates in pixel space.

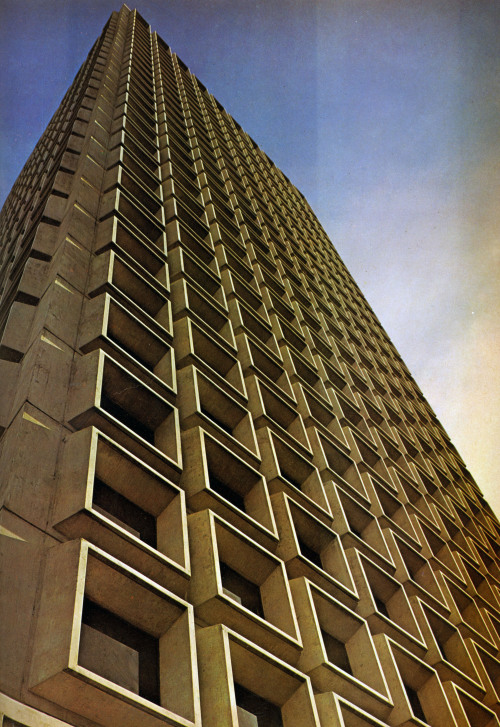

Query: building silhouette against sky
[1,6,499,727]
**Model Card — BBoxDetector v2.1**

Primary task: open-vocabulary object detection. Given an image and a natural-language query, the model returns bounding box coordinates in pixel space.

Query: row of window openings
[118,80,155,118]
[187,99,218,131]
[189,109,223,147]
[121,57,154,88]
[118,134,158,173]
[119,117,158,159]
[88,468,384,630]
[118,104,157,141]
[90,455,251,551]
[185,101,216,136]
[198,150,227,184]
[121,88,157,126]
[168,149,196,181]
[160,84,182,109]
[161,97,185,124]
[81,595,286,727]
[115,67,155,103]
[118,72,155,105]
[118,149,160,194]
[119,132,158,173]
[161,93,185,122]
[167,133,194,162]
[110,167,162,217]
[166,142,198,178]
[220,560,355,683]
[120,51,154,85]
[159,73,181,97]
[166,124,192,153]
[182,101,206,130]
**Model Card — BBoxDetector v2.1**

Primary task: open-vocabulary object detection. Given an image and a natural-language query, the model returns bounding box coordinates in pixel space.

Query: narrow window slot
[403,683,427,724]
[80,599,160,704]
[93,478,157,547]
[321,629,352,675]
[100,394,156,444]
[208,470,246,511]
[234,683,283,727]
[220,562,264,618]
[297,536,322,569]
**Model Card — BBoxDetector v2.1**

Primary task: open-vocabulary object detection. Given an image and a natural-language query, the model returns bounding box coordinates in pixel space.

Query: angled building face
[1,6,499,727]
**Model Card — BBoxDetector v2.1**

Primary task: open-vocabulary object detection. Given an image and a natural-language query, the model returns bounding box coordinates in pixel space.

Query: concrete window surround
[180,426,278,548]
[29,539,199,727]
[52,426,190,596]
[373,635,458,727]
[271,492,358,609]
[66,348,182,481]
[196,625,320,727]
[188,510,301,663]
[290,577,392,721]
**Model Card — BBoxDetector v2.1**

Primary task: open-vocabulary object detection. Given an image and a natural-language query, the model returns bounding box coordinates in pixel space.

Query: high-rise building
[0,6,499,727]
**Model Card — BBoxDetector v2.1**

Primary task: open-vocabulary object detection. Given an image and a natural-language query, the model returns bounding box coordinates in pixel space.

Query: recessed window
[220,562,264,618]
[320,629,352,675]
[234,683,283,727]
[30,540,197,726]
[92,477,157,547]
[207,469,246,510]
[297,535,322,569]
[403,682,427,724]
[373,594,390,619]
[80,598,160,704]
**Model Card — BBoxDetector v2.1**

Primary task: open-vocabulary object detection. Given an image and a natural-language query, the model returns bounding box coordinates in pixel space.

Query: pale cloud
[420,310,500,514]
[322,153,500,513]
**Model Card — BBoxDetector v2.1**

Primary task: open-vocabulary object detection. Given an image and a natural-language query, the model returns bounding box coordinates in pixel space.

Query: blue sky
[1,0,499,513]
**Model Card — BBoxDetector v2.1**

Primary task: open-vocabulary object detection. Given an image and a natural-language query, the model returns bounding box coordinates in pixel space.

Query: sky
[0,0,499,514]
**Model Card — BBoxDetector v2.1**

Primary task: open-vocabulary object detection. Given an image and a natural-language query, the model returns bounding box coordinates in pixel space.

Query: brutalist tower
[1,6,499,727]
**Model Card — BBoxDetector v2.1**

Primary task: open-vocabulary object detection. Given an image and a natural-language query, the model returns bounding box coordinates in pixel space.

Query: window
[30,540,198,726]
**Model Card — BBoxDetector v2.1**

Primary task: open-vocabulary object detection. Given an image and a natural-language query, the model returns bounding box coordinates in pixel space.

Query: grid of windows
[1,6,500,727]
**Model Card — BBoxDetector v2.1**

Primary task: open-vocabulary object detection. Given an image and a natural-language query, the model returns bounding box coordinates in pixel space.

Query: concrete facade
[0,6,499,727]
